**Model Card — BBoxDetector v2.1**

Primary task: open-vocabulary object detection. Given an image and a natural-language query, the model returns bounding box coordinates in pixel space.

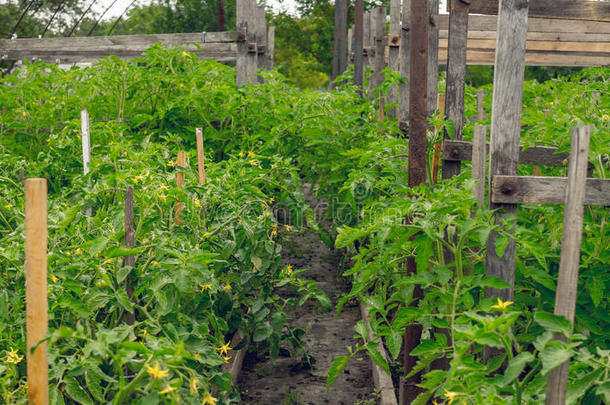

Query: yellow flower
[249,159,261,167]
[4,204,13,209]
[223,356,231,363]
[261,202,267,209]
[50,274,58,283]
[159,194,167,202]
[491,298,513,311]
[194,198,202,208]
[167,160,176,167]
[223,284,231,292]
[602,114,609,122]
[444,391,458,404]
[199,283,212,292]
[151,260,159,266]
[285,265,293,276]
[75,248,83,255]
[202,392,217,405]
[190,378,198,393]
[6,348,23,364]
[216,342,232,356]
[248,151,256,158]
[284,225,292,232]
[181,51,191,58]
[22,111,27,117]
[160,385,176,394]
[194,352,201,360]
[238,151,245,158]
[145,362,169,379]
[271,225,278,237]
[268,197,274,204]
[203,232,212,238]
[103,258,115,265]
[139,329,148,335]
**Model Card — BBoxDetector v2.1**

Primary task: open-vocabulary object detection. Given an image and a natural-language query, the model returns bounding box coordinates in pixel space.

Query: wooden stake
[354,0,364,92]
[398,0,411,129]
[546,125,591,404]
[371,6,386,100]
[431,94,446,184]
[472,125,487,206]
[363,12,371,68]
[427,0,440,118]
[174,151,186,225]
[267,26,275,68]
[386,0,401,118]
[331,0,348,82]
[25,178,48,405]
[196,128,206,184]
[124,186,136,325]
[236,0,248,86]
[477,89,485,121]
[81,109,91,175]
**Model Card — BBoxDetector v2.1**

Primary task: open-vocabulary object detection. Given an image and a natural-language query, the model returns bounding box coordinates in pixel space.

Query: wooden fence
[0,0,273,86]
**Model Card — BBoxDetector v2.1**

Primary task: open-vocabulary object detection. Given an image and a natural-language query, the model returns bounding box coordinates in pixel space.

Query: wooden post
[431,94,446,184]
[124,186,136,325]
[363,12,371,68]
[236,0,248,86]
[174,151,186,225]
[255,5,266,80]
[477,89,485,121]
[354,0,364,92]
[25,178,48,405]
[427,0,440,118]
[347,27,353,66]
[196,128,206,184]
[472,125,487,206]
[245,0,258,83]
[398,0,411,130]
[386,0,401,118]
[267,26,275,68]
[546,126,592,405]
[371,6,386,101]
[332,0,348,82]
[404,1,429,403]
[442,0,470,180]
[485,0,530,303]
[81,109,91,175]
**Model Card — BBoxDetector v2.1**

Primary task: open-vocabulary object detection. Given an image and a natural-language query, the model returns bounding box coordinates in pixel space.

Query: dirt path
[238,188,375,405]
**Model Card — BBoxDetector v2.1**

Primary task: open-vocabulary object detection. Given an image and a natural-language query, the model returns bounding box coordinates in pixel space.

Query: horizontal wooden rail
[491,175,610,206]
[467,0,610,22]
[0,31,241,63]
[442,140,569,167]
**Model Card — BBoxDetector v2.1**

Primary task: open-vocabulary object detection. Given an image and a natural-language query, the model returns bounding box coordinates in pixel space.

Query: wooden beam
[354,0,364,91]
[427,0,440,118]
[491,175,610,206]
[468,0,610,22]
[386,0,401,118]
[236,0,248,86]
[397,0,411,127]
[436,15,610,34]
[332,0,348,81]
[443,140,569,167]
[370,6,386,99]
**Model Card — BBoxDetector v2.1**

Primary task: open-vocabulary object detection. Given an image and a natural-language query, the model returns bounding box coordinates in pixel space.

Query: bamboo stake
[174,151,186,225]
[196,128,206,185]
[432,94,446,184]
[25,178,48,405]
[546,125,592,405]
[124,186,136,325]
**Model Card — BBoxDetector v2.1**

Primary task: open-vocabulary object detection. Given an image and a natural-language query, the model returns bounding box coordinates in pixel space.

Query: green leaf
[326,355,350,390]
[253,321,273,342]
[63,376,93,405]
[106,246,146,258]
[541,342,573,375]
[477,275,510,289]
[498,352,534,385]
[85,368,106,402]
[115,290,134,312]
[365,342,391,376]
[386,329,402,361]
[410,340,443,357]
[566,367,603,404]
[534,311,572,337]
[335,226,369,249]
[116,266,132,284]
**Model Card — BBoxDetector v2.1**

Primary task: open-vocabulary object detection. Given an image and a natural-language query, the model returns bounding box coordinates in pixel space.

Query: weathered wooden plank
[397,0,411,127]
[332,0,348,81]
[370,6,386,98]
[439,29,610,43]
[236,0,249,86]
[385,0,401,118]
[485,0,529,303]
[442,0,469,180]
[348,27,353,63]
[245,0,258,83]
[354,0,364,91]
[438,49,610,67]
[438,38,610,53]
[363,11,371,67]
[472,126,487,206]
[443,140,569,167]
[267,26,275,68]
[477,89,485,121]
[427,0,440,118]
[469,0,610,22]
[546,126,592,405]
[437,15,610,34]
[491,175,610,206]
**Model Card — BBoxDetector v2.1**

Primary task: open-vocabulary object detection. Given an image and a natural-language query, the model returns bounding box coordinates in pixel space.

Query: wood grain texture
[442,0,469,180]
[477,89,485,121]
[472,126,487,206]
[196,128,206,185]
[331,0,348,81]
[267,26,275,68]
[80,109,91,175]
[485,0,529,303]
[397,0,411,127]
[427,0,440,118]
[354,0,364,91]
[174,151,186,225]
[431,94,445,184]
[25,178,48,405]
[546,126,592,405]
[491,176,610,206]
[236,0,248,86]
[442,140,569,167]
[124,186,136,325]
[245,0,258,84]
[363,12,371,67]
[371,7,386,99]
[385,0,401,118]
[469,0,610,22]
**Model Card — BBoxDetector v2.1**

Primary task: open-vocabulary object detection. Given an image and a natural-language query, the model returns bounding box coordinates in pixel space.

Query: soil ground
[238,187,376,405]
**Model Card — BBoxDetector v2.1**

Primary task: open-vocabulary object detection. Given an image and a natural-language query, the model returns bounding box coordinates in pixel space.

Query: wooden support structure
[467,0,610,22]
[363,12,371,68]
[485,0,529,303]
[25,178,48,405]
[431,94,445,184]
[332,0,348,82]
[196,128,206,185]
[427,0,440,118]
[370,6,386,102]
[124,186,136,325]
[546,126,591,405]
[353,0,364,92]
[477,89,485,121]
[385,0,401,118]
[174,151,186,225]
[267,26,275,69]
[397,0,411,128]
[471,126,487,206]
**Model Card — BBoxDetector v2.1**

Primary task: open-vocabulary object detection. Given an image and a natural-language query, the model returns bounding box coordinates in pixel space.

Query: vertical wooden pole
[218,0,225,31]
[477,89,485,121]
[267,26,275,68]
[332,0,348,82]
[371,6,386,102]
[255,5,266,79]
[386,0,401,118]
[398,0,411,132]
[485,0,529,303]
[404,1,429,403]
[442,0,470,180]
[236,0,248,86]
[472,125,487,206]
[431,94,446,184]
[347,27,353,67]
[81,109,91,175]
[427,0,440,118]
[245,0,258,83]
[363,12,371,68]
[354,0,364,92]
[25,178,48,405]
[546,126,591,405]
[124,186,136,325]
[174,151,186,225]
[196,128,206,185]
